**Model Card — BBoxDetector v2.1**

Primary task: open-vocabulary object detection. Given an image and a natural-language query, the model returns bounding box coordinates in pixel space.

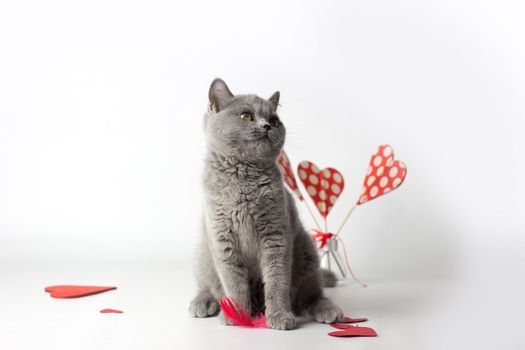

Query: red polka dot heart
[358,145,407,205]
[278,144,407,213]
[297,161,345,218]
[277,150,304,201]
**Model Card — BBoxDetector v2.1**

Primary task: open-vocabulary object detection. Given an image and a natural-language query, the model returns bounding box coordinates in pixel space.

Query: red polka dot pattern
[297,161,345,218]
[357,144,407,205]
[277,151,304,201]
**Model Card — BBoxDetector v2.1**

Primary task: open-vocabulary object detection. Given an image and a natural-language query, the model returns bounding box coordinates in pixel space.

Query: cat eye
[269,116,280,127]
[240,112,254,122]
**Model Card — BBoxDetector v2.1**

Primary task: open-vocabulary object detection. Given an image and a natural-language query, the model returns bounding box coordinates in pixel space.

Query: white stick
[303,200,322,231]
[334,204,358,236]
[326,248,331,270]
[330,246,346,277]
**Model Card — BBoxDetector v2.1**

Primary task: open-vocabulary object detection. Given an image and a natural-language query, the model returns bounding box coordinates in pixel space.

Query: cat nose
[263,124,272,131]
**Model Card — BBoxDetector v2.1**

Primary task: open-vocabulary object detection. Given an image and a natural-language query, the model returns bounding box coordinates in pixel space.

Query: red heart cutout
[358,144,407,205]
[338,316,369,323]
[45,285,116,298]
[100,308,124,313]
[328,325,378,337]
[277,151,304,201]
[331,323,352,330]
[297,161,345,218]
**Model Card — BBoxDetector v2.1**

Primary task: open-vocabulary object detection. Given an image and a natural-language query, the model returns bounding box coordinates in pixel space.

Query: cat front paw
[309,298,344,324]
[219,311,235,325]
[189,293,220,318]
[266,310,296,330]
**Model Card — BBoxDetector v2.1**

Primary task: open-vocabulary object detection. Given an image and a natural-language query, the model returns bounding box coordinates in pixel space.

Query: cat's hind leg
[292,233,343,323]
[307,297,343,323]
[189,289,220,318]
[294,272,343,323]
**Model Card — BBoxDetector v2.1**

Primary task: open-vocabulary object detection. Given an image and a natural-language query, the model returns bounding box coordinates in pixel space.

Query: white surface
[1,258,524,350]
[1,0,524,348]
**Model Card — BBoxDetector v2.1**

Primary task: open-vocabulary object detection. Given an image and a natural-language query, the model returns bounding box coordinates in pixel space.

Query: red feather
[219,297,267,328]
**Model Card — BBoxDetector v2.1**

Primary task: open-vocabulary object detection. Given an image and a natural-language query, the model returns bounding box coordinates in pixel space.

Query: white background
[1,0,524,349]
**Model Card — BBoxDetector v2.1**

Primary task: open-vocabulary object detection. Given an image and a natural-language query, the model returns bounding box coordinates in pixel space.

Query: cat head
[204,78,285,162]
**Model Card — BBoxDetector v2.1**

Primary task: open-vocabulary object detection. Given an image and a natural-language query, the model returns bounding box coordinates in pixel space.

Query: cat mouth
[247,133,271,142]
[260,134,273,143]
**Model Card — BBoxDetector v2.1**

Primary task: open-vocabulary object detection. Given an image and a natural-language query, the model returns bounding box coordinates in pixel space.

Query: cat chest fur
[224,179,274,262]
[207,165,282,265]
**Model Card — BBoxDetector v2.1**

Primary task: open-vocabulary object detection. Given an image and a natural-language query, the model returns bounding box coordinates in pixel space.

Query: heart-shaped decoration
[100,308,124,314]
[297,161,345,217]
[358,144,407,205]
[45,285,116,298]
[277,151,303,201]
[338,316,369,324]
[328,325,378,337]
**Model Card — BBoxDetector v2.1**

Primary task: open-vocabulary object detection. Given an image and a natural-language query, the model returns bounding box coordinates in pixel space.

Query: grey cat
[189,79,343,330]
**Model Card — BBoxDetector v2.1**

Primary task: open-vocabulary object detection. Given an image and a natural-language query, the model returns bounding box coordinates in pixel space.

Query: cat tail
[320,268,337,288]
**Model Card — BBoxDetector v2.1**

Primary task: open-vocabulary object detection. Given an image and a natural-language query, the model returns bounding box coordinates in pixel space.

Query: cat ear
[209,78,234,112]
[269,91,280,110]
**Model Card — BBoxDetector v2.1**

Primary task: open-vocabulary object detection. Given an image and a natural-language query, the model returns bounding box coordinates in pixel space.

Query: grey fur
[320,268,338,288]
[189,79,343,330]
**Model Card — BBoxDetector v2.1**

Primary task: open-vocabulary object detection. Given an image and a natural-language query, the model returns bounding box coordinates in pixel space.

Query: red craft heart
[297,161,345,218]
[100,308,124,313]
[358,144,407,205]
[45,285,116,298]
[328,325,378,337]
[277,151,304,201]
[338,316,369,324]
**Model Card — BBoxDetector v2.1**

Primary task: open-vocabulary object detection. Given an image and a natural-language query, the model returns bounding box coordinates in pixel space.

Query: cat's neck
[205,150,278,177]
